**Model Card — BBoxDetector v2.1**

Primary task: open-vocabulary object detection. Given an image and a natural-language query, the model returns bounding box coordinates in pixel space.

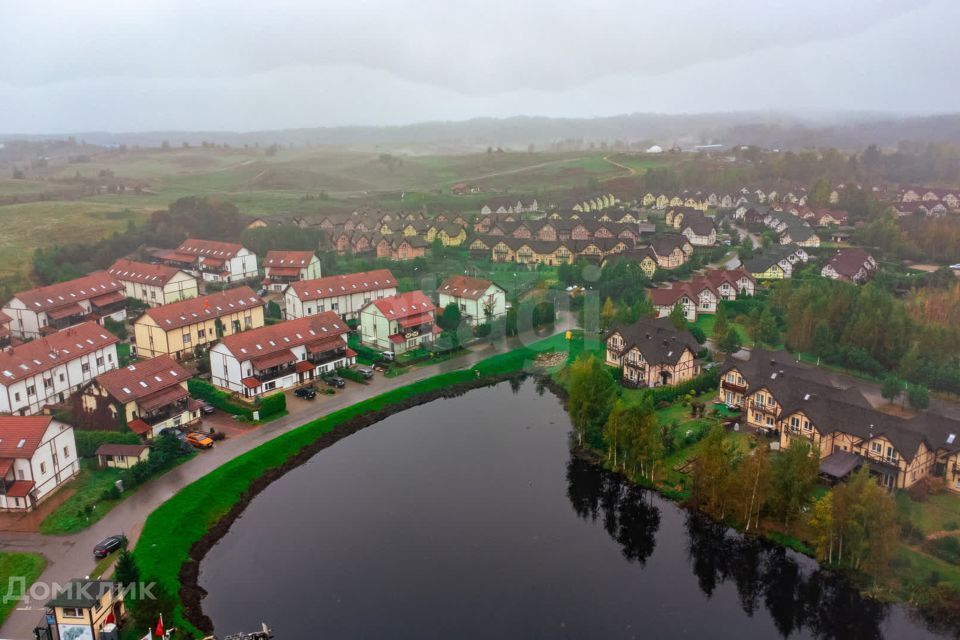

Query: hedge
[647,368,721,405]
[336,367,368,384]
[257,393,286,420]
[187,379,254,419]
[75,430,142,458]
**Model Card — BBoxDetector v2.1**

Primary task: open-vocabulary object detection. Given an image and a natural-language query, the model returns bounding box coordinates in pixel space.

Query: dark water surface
[200,379,942,639]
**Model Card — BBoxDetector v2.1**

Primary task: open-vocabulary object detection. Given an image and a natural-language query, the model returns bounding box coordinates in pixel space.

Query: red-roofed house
[80,355,199,439]
[436,276,506,325]
[0,322,119,415]
[209,313,354,398]
[650,269,755,322]
[284,269,397,321]
[3,272,127,339]
[359,291,439,355]
[821,248,878,284]
[154,238,257,283]
[0,416,79,510]
[107,258,198,306]
[262,250,322,291]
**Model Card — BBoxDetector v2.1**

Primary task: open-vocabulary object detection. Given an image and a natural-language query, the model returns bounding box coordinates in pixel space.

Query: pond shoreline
[179,371,527,633]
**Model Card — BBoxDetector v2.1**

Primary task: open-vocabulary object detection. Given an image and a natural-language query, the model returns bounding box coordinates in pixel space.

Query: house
[704,268,756,299]
[360,291,440,355]
[0,416,79,510]
[0,310,13,350]
[680,215,717,246]
[284,269,397,321]
[133,286,266,360]
[0,322,119,416]
[375,235,428,261]
[650,283,715,322]
[743,244,808,280]
[3,273,127,339]
[821,248,878,284]
[209,313,354,399]
[649,235,693,269]
[95,443,149,469]
[779,224,821,248]
[425,223,468,247]
[47,579,125,640]
[107,258,198,307]
[605,317,701,388]
[154,238,258,283]
[436,276,507,325]
[262,250,322,291]
[81,355,199,439]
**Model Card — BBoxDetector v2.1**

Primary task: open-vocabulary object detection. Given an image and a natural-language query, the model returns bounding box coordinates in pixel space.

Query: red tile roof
[127,418,151,435]
[0,322,119,384]
[0,416,54,458]
[95,443,149,457]
[263,251,316,268]
[139,286,264,331]
[288,269,397,302]
[175,238,245,259]
[437,275,500,301]
[94,355,191,403]
[368,291,435,320]
[216,313,348,362]
[107,259,186,286]
[11,273,123,314]
[5,480,35,498]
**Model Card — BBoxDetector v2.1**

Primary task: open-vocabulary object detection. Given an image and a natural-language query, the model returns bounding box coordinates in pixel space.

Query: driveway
[0,320,574,640]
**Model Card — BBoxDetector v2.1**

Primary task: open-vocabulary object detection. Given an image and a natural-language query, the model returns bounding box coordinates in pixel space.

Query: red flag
[105,611,115,625]
[154,615,164,637]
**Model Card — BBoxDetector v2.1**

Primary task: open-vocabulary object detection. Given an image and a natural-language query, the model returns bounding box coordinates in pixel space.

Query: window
[197,328,206,339]
[39,462,46,475]
[13,392,19,402]
[63,446,70,459]
[244,315,253,329]
[81,363,90,373]
[61,607,83,618]
[96,356,104,367]
[43,378,52,390]
[59,373,65,381]
[331,303,339,311]
[871,442,882,454]
[26,385,35,397]
[182,332,192,345]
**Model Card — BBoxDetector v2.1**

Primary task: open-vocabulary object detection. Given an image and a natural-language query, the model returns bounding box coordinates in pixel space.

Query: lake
[199,378,941,639]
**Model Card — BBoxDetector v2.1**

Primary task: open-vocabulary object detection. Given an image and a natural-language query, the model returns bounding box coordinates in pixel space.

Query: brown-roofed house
[821,248,877,284]
[154,238,258,283]
[284,269,398,321]
[605,316,701,388]
[3,272,127,339]
[0,415,79,510]
[262,250,322,291]
[107,258,199,306]
[96,443,150,469]
[359,291,440,355]
[437,276,507,325]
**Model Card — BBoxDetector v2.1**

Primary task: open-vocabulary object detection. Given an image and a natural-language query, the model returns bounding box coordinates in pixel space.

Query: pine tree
[668,303,687,330]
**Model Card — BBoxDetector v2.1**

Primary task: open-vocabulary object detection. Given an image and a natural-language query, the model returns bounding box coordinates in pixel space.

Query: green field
[0,552,46,627]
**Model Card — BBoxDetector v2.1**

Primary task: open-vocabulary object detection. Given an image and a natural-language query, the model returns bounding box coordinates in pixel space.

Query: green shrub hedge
[75,430,142,458]
[187,379,254,419]
[647,368,720,405]
[337,367,368,383]
[257,393,286,419]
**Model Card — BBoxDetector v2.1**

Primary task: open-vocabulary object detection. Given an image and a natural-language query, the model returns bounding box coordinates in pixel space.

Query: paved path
[0,324,572,640]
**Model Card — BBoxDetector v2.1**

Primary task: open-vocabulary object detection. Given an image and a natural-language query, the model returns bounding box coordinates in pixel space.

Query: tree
[668,303,687,330]
[712,304,730,341]
[600,297,617,331]
[737,235,754,260]
[731,441,772,531]
[690,424,738,520]
[908,384,930,411]
[620,398,662,481]
[718,326,743,354]
[603,400,628,469]
[880,376,902,405]
[770,441,819,531]
[115,550,139,589]
[567,355,617,449]
[438,302,462,332]
[688,324,706,345]
[266,300,282,319]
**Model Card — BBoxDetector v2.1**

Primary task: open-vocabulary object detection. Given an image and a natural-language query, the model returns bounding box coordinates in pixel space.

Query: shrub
[337,367,368,383]
[257,392,286,420]
[187,378,253,419]
[75,430,141,458]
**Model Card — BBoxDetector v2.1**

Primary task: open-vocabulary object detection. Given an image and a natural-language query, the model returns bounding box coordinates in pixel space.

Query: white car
[949,263,960,270]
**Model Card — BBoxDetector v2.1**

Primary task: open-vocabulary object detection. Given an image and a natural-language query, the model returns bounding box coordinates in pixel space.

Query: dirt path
[600,155,637,181]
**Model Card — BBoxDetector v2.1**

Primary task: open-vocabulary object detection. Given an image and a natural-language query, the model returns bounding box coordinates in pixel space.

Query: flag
[141,632,151,640]
[105,611,115,624]
[155,614,164,637]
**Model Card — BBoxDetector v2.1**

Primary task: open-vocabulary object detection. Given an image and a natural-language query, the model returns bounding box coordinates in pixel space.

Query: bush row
[75,430,142,458]
[336,367,368,383]
[187,379,254,419]
[647,368,721,405]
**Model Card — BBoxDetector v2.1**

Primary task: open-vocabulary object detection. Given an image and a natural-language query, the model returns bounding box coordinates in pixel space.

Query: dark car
[355,365,375,380]
[294,386,317,400]
[93,534,127,558]
[159,428,192,452]
[198,400,216,415]
[325,376,346,389]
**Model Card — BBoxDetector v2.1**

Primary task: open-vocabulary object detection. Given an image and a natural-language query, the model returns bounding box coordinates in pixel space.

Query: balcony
[721,380,747,394]
[751,400,776,412]
[307,347,347,367]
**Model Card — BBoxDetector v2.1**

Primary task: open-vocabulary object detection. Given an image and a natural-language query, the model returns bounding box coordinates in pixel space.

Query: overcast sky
[0,0,956,133]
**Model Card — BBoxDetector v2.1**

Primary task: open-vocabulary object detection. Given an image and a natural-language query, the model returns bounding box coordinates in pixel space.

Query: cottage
[107,258,198,306]
[210,313,354,398]
[134,286,266,359]
[360,291,440,355]
[605,317,700,388]
[0,416,79,510]
[3,273,127,339]
[81,355,199,439]
[437,276,507,325]
[96,443,149,469]
[0,322,119,415]
[154,238,258,282]
[262,250,322,291]
[284,269,397,322]
[680,215,717,246]
[821,248,877,284]
[47,579,125,640]
[649,235,693,269]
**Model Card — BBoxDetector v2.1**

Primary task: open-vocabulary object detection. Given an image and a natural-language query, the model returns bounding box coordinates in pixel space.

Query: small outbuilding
[95,443,150,469]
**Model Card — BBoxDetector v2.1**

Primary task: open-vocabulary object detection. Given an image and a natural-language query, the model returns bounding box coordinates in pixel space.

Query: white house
[3,272,127,339]
[436,275,507,325]
[262,250,322,292]
[209,313,354,399]
[107,259,199,306]
[284,269,397,321]
[0,416,79,511]
[155,239,258,283]
[0,321,119,415]
[680,216,717,247]
[359,291,439,355]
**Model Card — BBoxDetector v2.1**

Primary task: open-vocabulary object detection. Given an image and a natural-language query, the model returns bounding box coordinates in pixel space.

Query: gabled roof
[107,259,186,286]
[0,416,54,458]
[95,443,149,457]
[438,276,502,301]
[93,355,191,404]
[288,269,397,302]
[368,291,436,320]
[139,286,264,331]
[825,248,875,278]
[607,316,699,365]
[175,238,244,258]
[0,322,118,384]
[263,251,316,269]
[216,312,348,362]
[10,273,124,314]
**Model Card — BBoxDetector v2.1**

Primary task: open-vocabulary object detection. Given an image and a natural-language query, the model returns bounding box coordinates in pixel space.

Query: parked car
[355,365,375,379]
[186,432,214,449]
[325,376,346,389]
[93,534,127,558]
[380,351,395,362]
[294,386,317,400]
[159,428,192,451]
[198,400,216,415]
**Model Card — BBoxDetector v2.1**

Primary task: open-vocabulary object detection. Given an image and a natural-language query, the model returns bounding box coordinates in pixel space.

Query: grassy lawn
[896,491,960,536]
[40,460,125,535]
[0,552,46,627]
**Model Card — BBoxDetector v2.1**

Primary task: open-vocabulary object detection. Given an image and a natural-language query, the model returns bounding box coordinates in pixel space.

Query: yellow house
[134,286,266,359]
[47,579,125,640]
[96,443,150,469]
[426,223,467,246]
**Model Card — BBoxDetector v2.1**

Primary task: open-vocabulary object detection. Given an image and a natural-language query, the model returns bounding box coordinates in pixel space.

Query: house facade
[436,276,507,325]
[821,248,878,284]
[262,250,322,291]
[0,322,119,416]
[360,291,440,355]
[605,317,700,388]
[3,272,127,339]
[107,258,198,306]
[0,416,79,510]
[284,269,397,321]
[133,286,266,359]
[155,238,258,282]
[209,313,355,399]
[47,579,125,640]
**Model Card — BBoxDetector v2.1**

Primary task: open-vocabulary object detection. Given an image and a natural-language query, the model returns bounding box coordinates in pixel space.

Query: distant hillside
[5,111,960,151]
